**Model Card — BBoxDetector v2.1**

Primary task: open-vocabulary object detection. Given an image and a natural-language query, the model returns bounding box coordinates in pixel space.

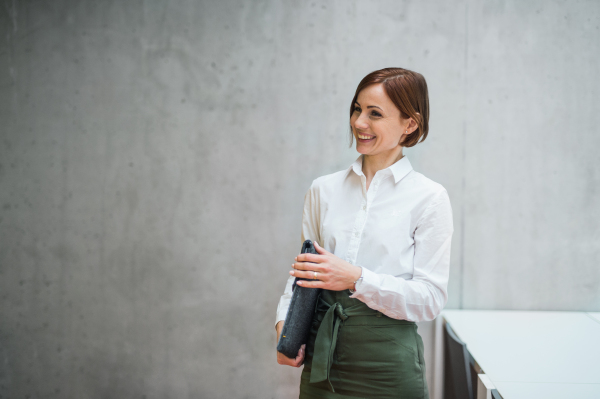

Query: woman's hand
[275,321,305,367]
[291,241,362,291]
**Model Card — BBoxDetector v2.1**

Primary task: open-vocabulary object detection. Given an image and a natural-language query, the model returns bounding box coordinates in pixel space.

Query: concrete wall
[1,1,598,397]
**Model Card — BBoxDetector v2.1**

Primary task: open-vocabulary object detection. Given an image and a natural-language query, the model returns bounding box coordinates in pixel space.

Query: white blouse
[276,155,454,323]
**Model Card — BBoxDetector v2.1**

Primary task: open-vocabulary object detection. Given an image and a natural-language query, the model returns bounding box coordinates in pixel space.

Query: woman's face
[350,83,413,158]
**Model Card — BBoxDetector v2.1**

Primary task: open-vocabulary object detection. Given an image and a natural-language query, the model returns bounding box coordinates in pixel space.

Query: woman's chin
[356,145,374,155]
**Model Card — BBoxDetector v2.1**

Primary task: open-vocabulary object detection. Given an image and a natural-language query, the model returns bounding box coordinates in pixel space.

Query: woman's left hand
[291,241,362,291]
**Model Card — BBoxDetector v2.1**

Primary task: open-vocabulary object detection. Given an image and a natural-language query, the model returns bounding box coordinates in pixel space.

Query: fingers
[313,241,329,255]
[292,261,325,272]
[289,269,324,280]
[296,241,329,262]
[295,252,323,263]
[294,344,306,366]
[295,279,324,288]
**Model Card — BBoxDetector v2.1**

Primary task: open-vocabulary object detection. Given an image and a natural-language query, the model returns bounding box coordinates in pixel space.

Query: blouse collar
[350,154,413,184]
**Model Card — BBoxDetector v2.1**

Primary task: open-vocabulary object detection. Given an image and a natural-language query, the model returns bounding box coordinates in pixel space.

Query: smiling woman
[275,68,452,399]
[350,68,429,149]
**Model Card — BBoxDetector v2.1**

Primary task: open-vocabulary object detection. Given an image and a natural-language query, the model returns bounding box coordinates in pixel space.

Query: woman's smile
[350,83,411,160]
[357,133,375,142]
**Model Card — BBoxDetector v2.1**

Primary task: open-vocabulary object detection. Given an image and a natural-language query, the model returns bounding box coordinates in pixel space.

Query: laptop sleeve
[276,240,322,359]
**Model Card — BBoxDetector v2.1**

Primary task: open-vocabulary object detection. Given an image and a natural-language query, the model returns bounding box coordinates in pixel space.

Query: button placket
[347,176,384,264]
[347,174,367,262]
[348,198,367,264]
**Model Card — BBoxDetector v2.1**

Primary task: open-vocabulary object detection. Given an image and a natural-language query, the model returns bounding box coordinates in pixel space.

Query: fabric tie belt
[309,296,381,392]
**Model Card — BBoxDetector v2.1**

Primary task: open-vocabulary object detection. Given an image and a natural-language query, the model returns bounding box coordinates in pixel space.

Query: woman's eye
[353,106,361,113]
[371,111,382,117]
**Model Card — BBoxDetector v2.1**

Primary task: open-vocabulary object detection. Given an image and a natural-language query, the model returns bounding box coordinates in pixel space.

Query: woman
[275,67,453,399]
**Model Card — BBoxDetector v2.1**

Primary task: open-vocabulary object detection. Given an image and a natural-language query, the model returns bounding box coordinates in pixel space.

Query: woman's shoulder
[407,170,446,192]
[405,170,450,204]
[309,168,351,191]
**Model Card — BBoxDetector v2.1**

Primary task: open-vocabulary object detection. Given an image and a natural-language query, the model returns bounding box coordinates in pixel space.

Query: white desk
[587,312,600,325]
[439,310,600,399]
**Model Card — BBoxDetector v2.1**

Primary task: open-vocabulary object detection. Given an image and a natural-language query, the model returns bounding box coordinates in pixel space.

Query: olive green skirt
[299,290,429,399]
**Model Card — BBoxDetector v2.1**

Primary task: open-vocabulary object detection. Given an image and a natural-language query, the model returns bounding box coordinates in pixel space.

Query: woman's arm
[293,189,453,322]
[275,181,321,324]
[274,182,321,365]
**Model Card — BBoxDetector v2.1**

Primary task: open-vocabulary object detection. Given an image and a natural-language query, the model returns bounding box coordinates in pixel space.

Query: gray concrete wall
[1,1,598,398]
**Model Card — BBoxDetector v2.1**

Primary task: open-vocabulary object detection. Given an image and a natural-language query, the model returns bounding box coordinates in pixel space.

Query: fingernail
[294,256,297,261]
[289,271,294,276]
[297,281,303,285]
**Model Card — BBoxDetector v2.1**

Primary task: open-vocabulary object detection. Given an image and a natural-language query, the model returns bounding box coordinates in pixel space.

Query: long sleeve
[349,189,454,322]
[275,182,321,325]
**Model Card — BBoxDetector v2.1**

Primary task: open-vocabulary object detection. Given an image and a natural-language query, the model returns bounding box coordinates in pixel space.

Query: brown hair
[349,67,429,148]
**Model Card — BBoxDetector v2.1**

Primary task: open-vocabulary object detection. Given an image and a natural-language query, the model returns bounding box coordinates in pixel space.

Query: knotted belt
[309,296,380,392]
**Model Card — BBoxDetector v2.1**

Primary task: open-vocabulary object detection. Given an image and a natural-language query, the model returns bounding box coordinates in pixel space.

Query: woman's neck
[362,147,404,187]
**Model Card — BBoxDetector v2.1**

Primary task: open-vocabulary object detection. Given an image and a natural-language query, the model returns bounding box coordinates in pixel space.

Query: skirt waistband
[314,291,416,326]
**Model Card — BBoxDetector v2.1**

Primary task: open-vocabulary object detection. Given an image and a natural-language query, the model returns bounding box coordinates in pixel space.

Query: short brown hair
[349,67,429,148]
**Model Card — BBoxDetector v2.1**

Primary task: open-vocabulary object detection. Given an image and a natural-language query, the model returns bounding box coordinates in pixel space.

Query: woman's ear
[399,117,418,145]
[406,117,419,134]
[399,128,410,145]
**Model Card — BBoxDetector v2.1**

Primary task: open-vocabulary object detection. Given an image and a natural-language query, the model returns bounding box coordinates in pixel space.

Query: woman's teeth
[358,134,374,140]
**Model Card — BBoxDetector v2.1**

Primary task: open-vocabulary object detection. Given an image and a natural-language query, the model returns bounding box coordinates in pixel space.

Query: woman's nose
[353,113,369,130]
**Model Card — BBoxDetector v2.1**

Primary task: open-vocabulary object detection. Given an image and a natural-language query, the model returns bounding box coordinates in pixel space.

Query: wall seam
[459,0,469,310]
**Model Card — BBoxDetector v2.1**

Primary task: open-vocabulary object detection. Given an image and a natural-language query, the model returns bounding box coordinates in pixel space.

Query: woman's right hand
[276,321,306,367]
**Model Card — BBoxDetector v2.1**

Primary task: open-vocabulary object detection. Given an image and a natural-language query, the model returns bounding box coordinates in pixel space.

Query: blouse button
[363,205,366,211]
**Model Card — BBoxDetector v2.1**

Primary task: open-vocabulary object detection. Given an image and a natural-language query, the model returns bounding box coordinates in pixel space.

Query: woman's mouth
[357,133,375,143]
